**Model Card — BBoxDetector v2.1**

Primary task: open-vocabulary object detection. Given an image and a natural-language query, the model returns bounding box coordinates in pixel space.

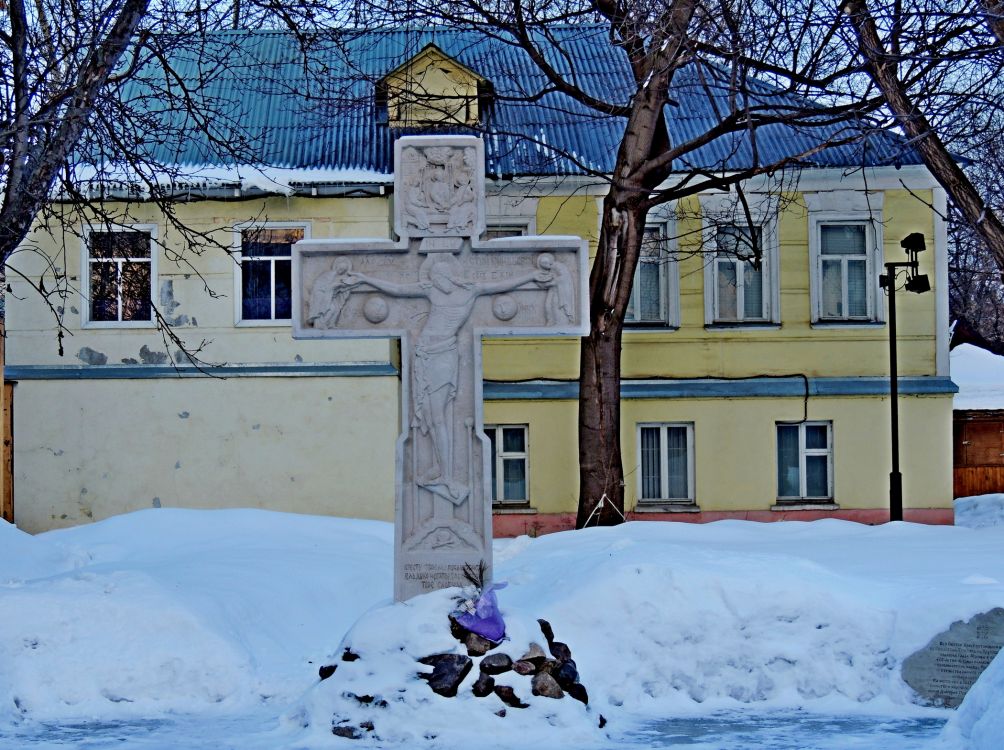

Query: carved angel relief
[399,146,477,235]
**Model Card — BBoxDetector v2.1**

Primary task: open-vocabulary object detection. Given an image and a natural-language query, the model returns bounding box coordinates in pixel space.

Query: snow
[3,508,1004,748]
[950,343,1004,410]
[955,493,1004,529]
[941,647,1004,750]
[68,163,391,198]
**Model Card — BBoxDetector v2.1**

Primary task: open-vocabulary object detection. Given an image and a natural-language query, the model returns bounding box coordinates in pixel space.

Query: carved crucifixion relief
[292,136,587,601]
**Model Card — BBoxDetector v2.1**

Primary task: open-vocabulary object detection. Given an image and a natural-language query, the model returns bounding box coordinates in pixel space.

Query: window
[637,423,695,503]
[236,225,306,323]
[776,421,833,501]
[626,225,677,325]
[710,224,768,322]
[485,425,529,505]
[483,224,526,240]
[83,226,155,326]
[817,223,874,320]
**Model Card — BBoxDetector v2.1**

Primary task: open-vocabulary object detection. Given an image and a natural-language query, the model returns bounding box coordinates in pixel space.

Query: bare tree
[1,0,330,358]
[948,129,1004,351]
[325,0,948,525]
[840,0,1004,273]
[10,0,997,527]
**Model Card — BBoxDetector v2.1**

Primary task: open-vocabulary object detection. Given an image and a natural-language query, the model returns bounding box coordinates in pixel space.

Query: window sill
[235,319,293,328]
[623,324,679,332]
[492,505,537,515]
[811,321,883,329]
[82,320,156,329]
[705,323,780,331]
[633,502,700,513]
[771,502,840,511]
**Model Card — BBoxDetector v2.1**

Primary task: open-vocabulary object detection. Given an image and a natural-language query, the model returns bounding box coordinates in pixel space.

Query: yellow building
[4,29,954,533]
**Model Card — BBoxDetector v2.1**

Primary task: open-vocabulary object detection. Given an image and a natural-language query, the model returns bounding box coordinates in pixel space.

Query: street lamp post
[878,233,931,522]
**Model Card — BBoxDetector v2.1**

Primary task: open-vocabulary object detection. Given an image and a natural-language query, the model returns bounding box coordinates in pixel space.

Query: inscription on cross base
[292,136,587,601]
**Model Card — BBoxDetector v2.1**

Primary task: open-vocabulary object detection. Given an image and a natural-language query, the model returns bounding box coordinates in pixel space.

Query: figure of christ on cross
[343,252,554,505]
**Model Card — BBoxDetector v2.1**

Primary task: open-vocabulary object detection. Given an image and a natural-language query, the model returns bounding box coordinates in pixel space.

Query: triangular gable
[378,44,490,127]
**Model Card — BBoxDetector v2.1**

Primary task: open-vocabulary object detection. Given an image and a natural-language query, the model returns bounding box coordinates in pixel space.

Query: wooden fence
[954,410,1004,498]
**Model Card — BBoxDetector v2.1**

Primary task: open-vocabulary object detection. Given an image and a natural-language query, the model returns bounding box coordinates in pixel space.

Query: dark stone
[531,671,564,699]
[549,641,572,662]
[519,642,547,665]
[359,721,375,732]
[537,619,555,643]
[332,725,360,739]
[495,709,507,718]
[472,671,495,698]
[537,618,572,661]
[566,682,589,705]
[342,648,360,662]
[538,659,559,675]
[347,693,374,705]
[418,654,473,697]
[480,653,513,675]
[554,660,579,690]
[449,615,468,642]
[493,685,529,708]
[512,660,537,676]
[318,664,337,681]
[598,714,607,729]
[465,632,495,656]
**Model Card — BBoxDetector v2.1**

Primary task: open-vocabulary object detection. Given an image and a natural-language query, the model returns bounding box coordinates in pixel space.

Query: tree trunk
[576,196,650,528]
[577,306,625,528]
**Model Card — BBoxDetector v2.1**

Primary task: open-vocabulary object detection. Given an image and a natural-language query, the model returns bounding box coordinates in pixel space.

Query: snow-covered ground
[2,508,1003,749]
[951,343,1004,409]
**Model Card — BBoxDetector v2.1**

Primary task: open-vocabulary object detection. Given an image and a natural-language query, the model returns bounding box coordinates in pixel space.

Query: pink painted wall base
[491,507,954,538]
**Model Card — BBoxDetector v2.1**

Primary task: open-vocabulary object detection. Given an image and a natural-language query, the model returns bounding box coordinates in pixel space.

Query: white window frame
[806,191,884,324]
[776,420,834,501]
[233,221,310,326]
[484,424,530,506]
[484,218,534,239]
[635,422,695,503]
[702,218,780,325]
[698,191,781,327]
[624,220,680,327]
[81,223,158,329]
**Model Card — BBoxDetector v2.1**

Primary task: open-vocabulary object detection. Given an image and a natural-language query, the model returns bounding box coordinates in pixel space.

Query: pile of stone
[420,617,589,713]
[319,617,597,740]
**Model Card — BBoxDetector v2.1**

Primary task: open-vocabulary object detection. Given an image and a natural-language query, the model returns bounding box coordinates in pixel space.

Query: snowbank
[955,494,1004,528]
[941,648,1004,749]
[5,510,1004,747]
[0,509,392,724]
[0,520,85,584]
[951,343,1004,410]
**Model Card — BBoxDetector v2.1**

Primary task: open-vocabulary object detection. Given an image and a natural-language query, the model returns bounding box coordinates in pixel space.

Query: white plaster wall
[11,375,399,532]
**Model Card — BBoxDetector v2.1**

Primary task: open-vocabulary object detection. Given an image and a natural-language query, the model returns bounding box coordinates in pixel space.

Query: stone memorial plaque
[901,607,1004,707]
[291,136,588,601]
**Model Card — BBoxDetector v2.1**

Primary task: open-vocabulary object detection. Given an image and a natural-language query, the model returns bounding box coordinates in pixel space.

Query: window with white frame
[236,225,306,322]
[483,223,527,240]
[812,221,880,322]
[637,423,694,503]
[84,227,155,325]
[485,425,529,505]
[710,224,769,323]
[625,225,677,325]
[776,421,833,501]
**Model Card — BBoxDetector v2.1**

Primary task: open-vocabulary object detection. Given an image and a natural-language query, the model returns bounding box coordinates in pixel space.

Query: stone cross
[292,136,587,601]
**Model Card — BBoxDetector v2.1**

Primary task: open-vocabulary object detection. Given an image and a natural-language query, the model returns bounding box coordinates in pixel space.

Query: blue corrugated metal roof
[110,25,922,180]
